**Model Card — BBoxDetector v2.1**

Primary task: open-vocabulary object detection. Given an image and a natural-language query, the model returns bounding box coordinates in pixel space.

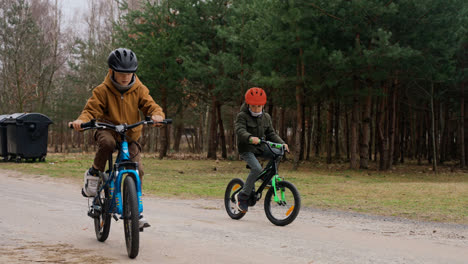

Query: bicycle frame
[250,141,287,204]
[89,124,149,218]
[102,140,143,216]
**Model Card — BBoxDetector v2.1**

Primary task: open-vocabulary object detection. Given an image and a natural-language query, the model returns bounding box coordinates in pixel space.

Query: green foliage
[59,0,467,122]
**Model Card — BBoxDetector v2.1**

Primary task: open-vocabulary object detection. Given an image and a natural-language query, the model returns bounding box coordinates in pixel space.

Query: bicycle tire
[264,180,301,226]
[94,180,111,242]
[123,176,139,258]
[224,178,247,220]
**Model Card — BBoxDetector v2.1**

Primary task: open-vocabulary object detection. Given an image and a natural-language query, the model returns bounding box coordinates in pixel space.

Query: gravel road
[1,169,468,264]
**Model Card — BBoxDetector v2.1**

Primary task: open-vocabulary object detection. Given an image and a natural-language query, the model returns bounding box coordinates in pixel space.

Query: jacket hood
[240,103,249,113]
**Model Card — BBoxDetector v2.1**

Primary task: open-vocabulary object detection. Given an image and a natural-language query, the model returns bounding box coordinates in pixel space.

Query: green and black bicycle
[224,140,301,226]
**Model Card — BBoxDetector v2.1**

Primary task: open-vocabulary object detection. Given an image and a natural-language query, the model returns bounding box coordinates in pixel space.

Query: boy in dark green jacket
[234,87,289,212]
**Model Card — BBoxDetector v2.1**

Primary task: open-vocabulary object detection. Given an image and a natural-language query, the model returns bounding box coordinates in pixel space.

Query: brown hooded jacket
[78,71,165,142]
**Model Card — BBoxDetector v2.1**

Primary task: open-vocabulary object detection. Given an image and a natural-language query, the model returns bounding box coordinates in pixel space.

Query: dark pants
[93,130,144,181]
[239,146,275,199]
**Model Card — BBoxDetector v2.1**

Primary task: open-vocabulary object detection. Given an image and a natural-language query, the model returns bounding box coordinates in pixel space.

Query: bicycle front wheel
[264,180,301,226]
[224,178,246,220]
[94,180,111,242]
[123,176,139,258]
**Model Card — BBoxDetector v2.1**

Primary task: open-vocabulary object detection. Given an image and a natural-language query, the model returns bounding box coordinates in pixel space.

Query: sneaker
[82,168,100,197]
[234,193,248,213]
[139,216,151,229]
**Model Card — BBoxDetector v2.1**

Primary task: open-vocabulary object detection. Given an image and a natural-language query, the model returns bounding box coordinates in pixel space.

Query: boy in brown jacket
[69,48,164,228]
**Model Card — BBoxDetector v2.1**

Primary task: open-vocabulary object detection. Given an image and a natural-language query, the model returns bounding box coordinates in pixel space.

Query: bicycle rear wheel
[94,178,111,242]
[123,176,139,258]
[264,180,301,226]
[224,178,247,220]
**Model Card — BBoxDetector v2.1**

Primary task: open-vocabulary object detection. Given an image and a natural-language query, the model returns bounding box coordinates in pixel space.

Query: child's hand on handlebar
[249,136,261,145]
[151,115,165,127]
[284,144,290,153]
[69,120,84,131]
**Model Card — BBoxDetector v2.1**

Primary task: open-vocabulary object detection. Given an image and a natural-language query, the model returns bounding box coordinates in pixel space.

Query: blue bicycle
[73,117,171,258]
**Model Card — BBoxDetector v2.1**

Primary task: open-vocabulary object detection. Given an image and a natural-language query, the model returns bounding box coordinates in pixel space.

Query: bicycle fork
[271,175,286,205]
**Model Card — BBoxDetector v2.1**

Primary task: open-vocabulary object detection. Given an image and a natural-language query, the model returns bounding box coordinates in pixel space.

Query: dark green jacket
[235,103,285,155]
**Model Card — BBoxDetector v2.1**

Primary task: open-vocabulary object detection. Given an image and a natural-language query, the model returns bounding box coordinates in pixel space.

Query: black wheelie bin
[5,113,53,162]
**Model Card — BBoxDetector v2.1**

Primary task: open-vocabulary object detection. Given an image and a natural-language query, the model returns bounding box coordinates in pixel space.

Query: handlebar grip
[163,119,172,124]
[81,121,95,129]
[69,120,95,129]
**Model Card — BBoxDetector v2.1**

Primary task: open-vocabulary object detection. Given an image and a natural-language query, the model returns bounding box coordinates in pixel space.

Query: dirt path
[1,169,468,264]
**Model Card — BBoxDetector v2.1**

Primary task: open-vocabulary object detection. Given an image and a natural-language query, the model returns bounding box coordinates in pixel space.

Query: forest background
[1,0,467,172]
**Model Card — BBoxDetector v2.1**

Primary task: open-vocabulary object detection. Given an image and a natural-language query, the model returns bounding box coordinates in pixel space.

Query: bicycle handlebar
[258,139,288,155]
[69,118,172,132]
[259,140,283,149]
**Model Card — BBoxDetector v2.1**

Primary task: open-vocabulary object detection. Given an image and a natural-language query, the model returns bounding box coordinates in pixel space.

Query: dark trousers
[239,146,275,199]
[93,130,144,181]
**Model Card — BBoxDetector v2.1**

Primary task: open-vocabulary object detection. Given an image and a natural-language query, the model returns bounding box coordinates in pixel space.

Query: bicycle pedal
[113,214,119,221]
[139,227,144,232]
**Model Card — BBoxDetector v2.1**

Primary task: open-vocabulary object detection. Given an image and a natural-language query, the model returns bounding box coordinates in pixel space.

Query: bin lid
[0,114,9,123]
[3,113,26,124]
[4,113,53,124]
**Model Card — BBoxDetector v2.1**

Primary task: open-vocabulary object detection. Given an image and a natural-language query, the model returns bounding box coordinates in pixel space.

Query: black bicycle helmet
[107,48,138,73]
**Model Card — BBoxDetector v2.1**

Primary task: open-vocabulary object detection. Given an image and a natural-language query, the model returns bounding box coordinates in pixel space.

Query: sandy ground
[1,168,468,264]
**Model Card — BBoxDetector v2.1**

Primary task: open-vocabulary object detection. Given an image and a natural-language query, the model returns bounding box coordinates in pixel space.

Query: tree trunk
[216,102,227,159]
[369,96,375,161]
[306,106,313,160]
[299,103,306,160]
[374,99,379,161]
[350,77,360,169]
[159,65,169,159]
[388,82,397,169]
[279,107,286,142]
[334,101,341,159]
[195,126,201,153]
[345,104,350,161]
[207,89,217,159]
[393,87,401,165]
[267,93,274,117]
[430,83,438,173]
[461,82,466,168]
[315,101,322,156]
[416,112,422,165]
[359,87,372,169]
[378,83,389,170]
[173,110,184,152]
[440,102,449,164]
[293,45,305,170]
[399,111,406,164]
[199,112,205,153]
[326,101,334,164]
[183,129,193,152]
[231,107,237,154]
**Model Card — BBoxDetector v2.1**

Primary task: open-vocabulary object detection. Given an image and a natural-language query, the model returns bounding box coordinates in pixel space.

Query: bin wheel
[15,157,22,163]
[39,156,46,162]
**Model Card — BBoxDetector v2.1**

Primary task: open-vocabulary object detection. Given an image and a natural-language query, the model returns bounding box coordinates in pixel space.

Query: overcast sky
[59,0,89,33]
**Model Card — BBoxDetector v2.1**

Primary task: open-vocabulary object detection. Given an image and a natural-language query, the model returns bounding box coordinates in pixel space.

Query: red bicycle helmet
[245,87,267,105]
